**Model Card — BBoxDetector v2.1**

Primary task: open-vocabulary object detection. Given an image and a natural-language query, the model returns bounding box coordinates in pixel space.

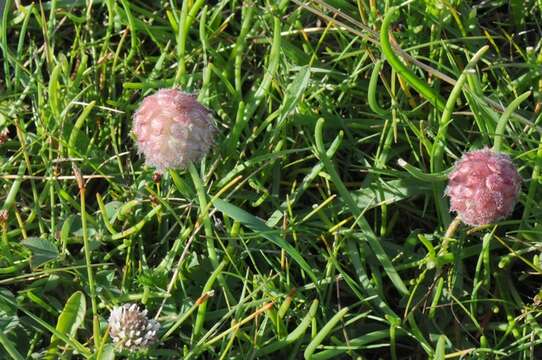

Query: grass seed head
[133,88,215,172]
[446,148,521,226]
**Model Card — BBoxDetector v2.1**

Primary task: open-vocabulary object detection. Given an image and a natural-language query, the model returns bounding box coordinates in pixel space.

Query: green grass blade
[213,198,318,284]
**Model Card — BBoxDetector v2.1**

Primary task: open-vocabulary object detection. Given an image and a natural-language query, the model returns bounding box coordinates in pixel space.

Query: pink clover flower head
[133,88,215,172]
[446,148,521,226]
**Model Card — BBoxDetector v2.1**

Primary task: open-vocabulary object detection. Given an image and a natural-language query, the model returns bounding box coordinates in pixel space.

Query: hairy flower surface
[108,303,160,351]
[133,88,215,171]
[446,148,521,226]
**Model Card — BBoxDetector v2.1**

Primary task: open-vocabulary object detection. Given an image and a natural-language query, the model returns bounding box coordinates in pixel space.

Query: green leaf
[0,292,91,357]
[104,201,123,222]
[304,307,349,359]
[434,335,446,360]
[45,291,86,359]
[277,66,311,126]
[349,178,431,210]
[96,344,115,360]
[21,238,59,268]
[213,198,318,284]
[0,332,24,360]
[48,62,62,120]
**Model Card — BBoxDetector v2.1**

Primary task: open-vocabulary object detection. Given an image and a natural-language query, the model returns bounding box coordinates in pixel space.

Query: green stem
[493,91,531,152]
[430,46,489,226]
[396,158,448,182]
[192,260,227,339]
[368,60,391,116]
[438,216,462,257]
[244,17,281,122]
[380,7,446,111]
[304,307,350,359]
[188,163,232,321]
[0,331,24,360]
[2,161,26,211]
[431,46,489,173]
[79,181,100,346]
[315,118,408,295]
[522,134,542,225]
[188,163,217,269]
[96,193,118,235]
[174,0,206,85]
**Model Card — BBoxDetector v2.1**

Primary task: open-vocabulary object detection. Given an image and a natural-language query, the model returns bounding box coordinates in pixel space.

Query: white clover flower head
[132,88,216,172]
[108,303,160,351]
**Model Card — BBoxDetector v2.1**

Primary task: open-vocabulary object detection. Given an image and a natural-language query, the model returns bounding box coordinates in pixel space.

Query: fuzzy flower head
[446,148,521,226]
[108,303,160,351]
[133,88,215,172]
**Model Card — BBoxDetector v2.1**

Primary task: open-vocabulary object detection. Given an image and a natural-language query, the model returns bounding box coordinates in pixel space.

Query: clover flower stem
[188,163,233,323]
[188,162,217,267]
[95,325,110,359]
[74,166,100,346]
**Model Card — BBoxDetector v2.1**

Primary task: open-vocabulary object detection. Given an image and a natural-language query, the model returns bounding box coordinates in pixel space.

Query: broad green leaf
[213,198,317,284]
[45,291,86,359]
[21,238,59,268]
